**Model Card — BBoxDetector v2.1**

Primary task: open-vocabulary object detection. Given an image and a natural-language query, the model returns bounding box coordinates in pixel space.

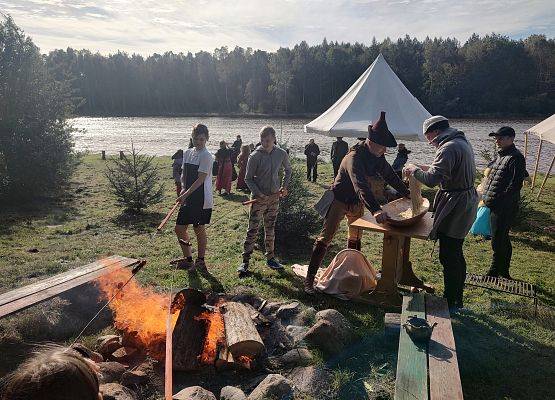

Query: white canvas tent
[304,54,431,141]
[525,114,555,199]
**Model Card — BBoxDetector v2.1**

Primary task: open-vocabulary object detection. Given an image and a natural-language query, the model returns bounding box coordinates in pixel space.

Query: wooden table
[350,211,434,309]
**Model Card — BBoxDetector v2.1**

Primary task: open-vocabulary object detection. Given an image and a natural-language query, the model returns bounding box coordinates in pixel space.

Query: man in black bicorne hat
[304,111,410,294]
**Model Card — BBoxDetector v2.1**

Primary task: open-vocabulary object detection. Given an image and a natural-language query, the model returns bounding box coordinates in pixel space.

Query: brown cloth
[293,249,378,300]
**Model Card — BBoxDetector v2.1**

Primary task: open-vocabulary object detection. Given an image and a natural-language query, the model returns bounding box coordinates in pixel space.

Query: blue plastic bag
[470,206,491,237]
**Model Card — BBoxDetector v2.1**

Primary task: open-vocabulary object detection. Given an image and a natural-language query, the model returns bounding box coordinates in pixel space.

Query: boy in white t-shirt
[174,124,214,270]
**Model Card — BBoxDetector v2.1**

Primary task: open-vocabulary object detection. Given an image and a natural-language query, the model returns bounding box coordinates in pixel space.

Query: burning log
[172,289,207,371]
[221,301,264,359]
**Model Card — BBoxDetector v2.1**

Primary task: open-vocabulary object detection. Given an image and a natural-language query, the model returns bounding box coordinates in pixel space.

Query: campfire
[96,270,264,371]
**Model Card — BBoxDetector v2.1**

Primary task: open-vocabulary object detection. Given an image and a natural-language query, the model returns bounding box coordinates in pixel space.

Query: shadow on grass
[218,192,250,203]
[0,193,79,235]
[452,309,555,400]
[112,210,166,233]
[512,234,555,253]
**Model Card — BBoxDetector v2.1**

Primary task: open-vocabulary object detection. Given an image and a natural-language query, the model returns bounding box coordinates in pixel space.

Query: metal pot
[402,315,437,342]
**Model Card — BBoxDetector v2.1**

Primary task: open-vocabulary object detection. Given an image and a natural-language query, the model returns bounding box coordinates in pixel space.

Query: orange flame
[95,269,178,360]
[196,306,225,365]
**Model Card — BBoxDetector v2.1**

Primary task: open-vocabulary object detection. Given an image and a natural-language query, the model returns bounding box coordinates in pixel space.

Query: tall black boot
[305,241,328,294]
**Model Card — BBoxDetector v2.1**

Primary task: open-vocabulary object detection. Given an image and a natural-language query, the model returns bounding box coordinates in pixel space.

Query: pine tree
[105,143,165,214]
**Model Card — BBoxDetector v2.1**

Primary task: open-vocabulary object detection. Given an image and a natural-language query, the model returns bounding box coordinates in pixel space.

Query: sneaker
[267,258,284,270]
[237,262,249,276]
[175,258,194,270]
[194,258,207,272]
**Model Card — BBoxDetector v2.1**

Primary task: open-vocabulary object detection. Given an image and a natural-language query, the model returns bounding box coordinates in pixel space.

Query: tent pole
[536,154,554,200]
[524,132,528,159]
[531,139,543,190]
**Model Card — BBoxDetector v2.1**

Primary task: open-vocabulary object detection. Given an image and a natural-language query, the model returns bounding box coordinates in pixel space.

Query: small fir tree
[105,143,165,214]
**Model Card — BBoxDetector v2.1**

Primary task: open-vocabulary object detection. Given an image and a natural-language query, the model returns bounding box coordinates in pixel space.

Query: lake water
[70,116,552,170]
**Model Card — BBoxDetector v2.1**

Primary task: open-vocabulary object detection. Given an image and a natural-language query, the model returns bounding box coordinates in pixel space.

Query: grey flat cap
[423,115,449,135]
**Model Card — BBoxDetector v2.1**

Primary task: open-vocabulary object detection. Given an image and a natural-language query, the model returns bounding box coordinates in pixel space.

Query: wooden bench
[394,293,463,400]
[0,255,142,319]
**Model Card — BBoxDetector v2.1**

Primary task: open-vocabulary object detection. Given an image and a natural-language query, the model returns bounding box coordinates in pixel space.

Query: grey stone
[247,374,294,400]
[285,325,309,343]
[303,310,355,355]
[287,366,332,396]
[173,386,217,400]
[100,383,138,400]
[260,301,287,316]
[110,346,138,364]
[292,307,317,326]
[270,348,313,368]
[275,302,301,320]
[220,386,247,400]
[121,370,148,387]
[97,335,123,357]
[98,361,127,384]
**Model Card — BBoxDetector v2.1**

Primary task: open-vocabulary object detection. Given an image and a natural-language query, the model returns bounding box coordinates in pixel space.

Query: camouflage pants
[242,195,280,261]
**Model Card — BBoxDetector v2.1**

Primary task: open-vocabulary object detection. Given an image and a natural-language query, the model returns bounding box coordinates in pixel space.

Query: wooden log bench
[0,255,142,319]
[394,293,463,400]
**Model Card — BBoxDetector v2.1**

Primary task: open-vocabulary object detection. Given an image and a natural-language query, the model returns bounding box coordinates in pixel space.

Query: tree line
[46,34,554,118]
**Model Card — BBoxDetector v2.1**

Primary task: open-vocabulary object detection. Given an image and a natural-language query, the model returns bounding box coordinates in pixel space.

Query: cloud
[1,0,553,55]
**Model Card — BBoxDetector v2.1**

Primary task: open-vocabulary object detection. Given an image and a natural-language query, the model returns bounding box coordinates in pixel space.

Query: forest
[45,34,554,117]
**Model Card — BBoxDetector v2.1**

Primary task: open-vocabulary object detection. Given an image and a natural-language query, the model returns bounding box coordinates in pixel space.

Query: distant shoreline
[71,112,545,120]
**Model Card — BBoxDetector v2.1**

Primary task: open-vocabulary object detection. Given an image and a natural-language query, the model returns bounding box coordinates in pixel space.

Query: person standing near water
[174,124,214,271]
[236,145,250,191]
[331,137,349,178]
[238,126,292,276]
[304,138,320,182]
[404,116,478,311]
[171,149,184,197]
[215,141,233,196]
[482,126,527,279]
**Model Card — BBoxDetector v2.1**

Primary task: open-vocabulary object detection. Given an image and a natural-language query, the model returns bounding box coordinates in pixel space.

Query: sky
[1,0,554,55]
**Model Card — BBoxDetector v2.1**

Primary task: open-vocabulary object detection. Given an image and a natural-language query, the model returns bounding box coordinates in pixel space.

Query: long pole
[531,139,543,189]
[524,132,528,159]
[537,154,555,200]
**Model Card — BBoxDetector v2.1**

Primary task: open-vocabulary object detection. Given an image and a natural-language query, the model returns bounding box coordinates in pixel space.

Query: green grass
[1,154,554,399]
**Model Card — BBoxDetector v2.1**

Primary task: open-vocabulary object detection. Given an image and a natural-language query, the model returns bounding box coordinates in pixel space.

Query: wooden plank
[0,255,124,305]
[351,212,434,240]
[395,293,428,400]
[0,256,140,319]
[426,295,464,400]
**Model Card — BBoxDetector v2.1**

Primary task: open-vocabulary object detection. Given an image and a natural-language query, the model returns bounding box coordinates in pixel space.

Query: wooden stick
[164,300,173,400]
[537,154,555,200]
[242,199,257,206]
[531,139,543,189]
[524,132,528,159]
[157,201,181,231]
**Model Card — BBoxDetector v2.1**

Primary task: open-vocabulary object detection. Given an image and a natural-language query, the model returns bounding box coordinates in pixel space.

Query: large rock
[97,335,123,357]
[275,302,301,320]
[285,325,309,344]
[292,307,317,326]
[270,348,313,368]
[121,370,148,387]
[220,386,247,400]
[303,309,354,354]
[287,366,332,396]
[173,386,217,400]
[98,361,127,384]
[247,374,294,400]
[110,346,138,364]
[100,383,138,400]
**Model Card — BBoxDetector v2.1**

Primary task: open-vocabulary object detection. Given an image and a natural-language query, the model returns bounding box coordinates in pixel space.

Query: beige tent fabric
[292,249,378,300]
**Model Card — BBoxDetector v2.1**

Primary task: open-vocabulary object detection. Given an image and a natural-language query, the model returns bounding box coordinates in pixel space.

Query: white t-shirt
[182,147,214,209]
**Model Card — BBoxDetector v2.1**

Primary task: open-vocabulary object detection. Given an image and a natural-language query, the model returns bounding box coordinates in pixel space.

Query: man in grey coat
[405,116,478,310]
[238,126,292,276]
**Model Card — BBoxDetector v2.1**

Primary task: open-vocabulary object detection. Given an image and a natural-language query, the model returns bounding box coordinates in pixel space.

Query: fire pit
[171,288,264,371]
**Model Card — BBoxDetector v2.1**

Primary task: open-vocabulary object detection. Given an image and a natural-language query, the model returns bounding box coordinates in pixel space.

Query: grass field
[1,154,554,399]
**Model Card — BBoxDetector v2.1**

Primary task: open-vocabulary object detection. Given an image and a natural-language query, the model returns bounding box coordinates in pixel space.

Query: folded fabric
[292,249,378,300]
[470,205,491,237]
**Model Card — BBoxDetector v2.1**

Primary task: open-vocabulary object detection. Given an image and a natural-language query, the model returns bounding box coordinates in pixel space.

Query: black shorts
[175,206,212,227]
